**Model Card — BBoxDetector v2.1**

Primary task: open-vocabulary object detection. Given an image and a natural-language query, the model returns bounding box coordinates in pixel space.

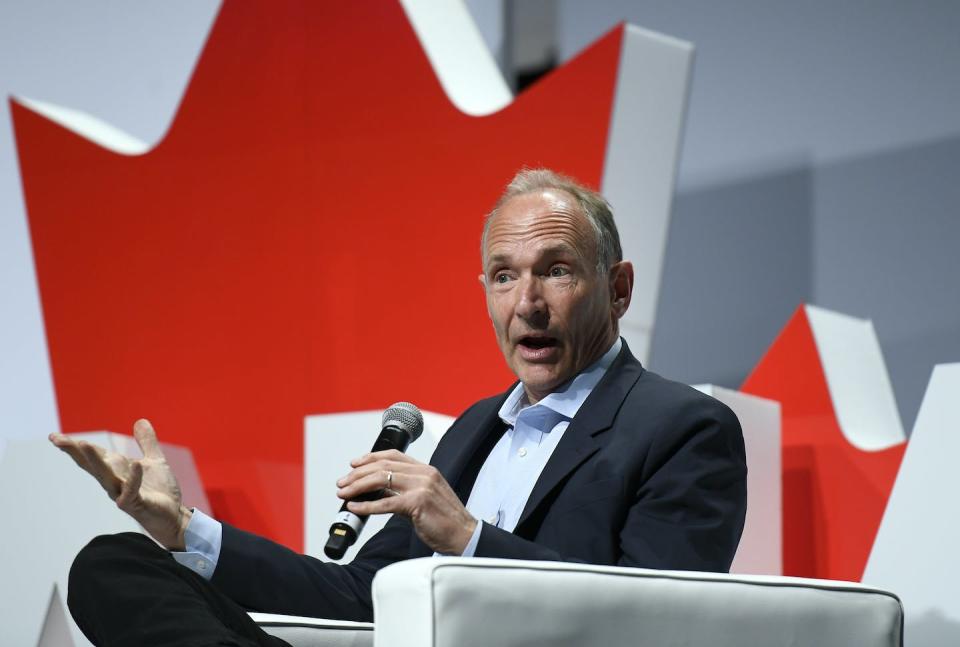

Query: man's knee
[68,533,162,609]
[72,532,157,571]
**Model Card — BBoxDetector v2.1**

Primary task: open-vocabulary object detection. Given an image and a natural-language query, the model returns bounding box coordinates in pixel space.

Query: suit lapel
[515,344,644,532]
[433,388,513,500]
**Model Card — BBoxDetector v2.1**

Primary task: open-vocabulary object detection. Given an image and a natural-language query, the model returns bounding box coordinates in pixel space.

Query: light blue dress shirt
[173,338,622,578]
[458,337,621,556]
[171,507,221,577]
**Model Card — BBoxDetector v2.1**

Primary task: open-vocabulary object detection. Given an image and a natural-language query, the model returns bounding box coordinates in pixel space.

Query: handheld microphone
[324,402,424,560]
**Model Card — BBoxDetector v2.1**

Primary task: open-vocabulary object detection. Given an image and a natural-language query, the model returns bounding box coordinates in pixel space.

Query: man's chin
[516,369,566,402]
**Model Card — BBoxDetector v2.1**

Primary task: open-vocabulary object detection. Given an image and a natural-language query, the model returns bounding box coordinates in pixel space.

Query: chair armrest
[250,612,372,647]
[372,557,903,647]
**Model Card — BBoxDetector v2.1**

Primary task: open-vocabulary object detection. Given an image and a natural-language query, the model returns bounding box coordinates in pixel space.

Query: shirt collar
[498,337,622,427]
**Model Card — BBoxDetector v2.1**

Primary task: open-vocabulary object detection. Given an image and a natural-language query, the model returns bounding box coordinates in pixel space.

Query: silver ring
[386,470,393,490]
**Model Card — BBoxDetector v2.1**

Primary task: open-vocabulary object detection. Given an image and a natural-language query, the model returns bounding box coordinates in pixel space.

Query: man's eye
[494,273,511,284]
[549,266,570,277]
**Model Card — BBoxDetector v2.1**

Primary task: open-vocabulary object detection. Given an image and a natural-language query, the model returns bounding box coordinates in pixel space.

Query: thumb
[133,419,164,459]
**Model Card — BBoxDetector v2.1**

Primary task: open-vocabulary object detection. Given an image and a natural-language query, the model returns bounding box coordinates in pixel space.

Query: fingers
[349,449,412,468]
[339,464,445,504]
[347,496,398,517]
[338,469,403,500]
[340,451,420,487]
[133,419,164,459]
[78,441,123,499]
[342,461,474,554]
[49,432,71,448]
[49,432,87,455]
[116,461,144,510]
[50,430,161,527]
[50,433,125,498]
[49,433,92,471]
[338,458,402,487]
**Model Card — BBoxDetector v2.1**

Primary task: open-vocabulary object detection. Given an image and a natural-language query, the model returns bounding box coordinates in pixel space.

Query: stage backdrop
[10,1,691,551]
[5,4,960,644]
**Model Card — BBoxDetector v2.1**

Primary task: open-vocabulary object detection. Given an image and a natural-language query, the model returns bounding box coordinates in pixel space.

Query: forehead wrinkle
[486,218,592,256]
[484,232,589,268]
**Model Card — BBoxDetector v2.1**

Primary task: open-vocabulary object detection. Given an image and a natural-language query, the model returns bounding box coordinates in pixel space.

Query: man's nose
[515,275,547,323]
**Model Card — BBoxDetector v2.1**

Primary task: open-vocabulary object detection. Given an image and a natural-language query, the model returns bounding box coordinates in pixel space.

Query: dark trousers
[68,533,290,647]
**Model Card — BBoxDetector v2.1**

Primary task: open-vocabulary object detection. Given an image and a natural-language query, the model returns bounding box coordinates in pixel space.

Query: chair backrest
[373,557,903,647]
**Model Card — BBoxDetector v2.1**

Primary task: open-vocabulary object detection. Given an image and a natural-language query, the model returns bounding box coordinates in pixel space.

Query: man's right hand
[49,419,192,551]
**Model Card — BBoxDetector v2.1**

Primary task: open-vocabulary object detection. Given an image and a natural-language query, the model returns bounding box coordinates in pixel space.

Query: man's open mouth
[517,336,558,350]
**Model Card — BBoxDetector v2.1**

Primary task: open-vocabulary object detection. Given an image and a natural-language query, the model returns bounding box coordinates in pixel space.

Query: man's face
[481,189,619,403]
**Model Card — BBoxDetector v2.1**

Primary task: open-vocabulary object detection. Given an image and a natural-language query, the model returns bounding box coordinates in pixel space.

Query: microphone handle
[369,425,412,455]
[324,425,411,559]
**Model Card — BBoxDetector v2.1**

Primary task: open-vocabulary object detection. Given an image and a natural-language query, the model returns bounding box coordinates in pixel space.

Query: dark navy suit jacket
[212,342,748,621]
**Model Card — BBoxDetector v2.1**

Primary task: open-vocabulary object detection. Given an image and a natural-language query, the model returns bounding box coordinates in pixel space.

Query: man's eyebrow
[539,243,580,257]
[482,253,509,273]
[484,244,583,268]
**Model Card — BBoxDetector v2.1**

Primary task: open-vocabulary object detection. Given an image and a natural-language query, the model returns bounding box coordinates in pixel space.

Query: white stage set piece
[862,363,960,647]
[0,432,208,647]
[694,385,781,575]
[804,305,958,646]
[805,305,906,450]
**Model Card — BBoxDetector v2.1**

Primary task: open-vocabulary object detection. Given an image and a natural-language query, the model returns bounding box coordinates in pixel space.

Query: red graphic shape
[13,2,624,550]
[742,306,905,581]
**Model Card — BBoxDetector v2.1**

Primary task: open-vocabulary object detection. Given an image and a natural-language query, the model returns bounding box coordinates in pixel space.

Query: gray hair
[481,168,622,274]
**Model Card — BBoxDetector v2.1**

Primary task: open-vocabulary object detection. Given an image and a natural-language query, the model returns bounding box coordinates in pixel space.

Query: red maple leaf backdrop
[14,2,622,551]
[742,306,905,581]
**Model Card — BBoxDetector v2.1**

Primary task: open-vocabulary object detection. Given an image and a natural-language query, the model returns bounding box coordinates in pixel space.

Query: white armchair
[250,613,372,646]
[256,557,903,647]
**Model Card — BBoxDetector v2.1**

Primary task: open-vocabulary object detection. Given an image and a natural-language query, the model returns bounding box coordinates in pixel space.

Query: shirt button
[517,447,527,457]
[196,560,208,571]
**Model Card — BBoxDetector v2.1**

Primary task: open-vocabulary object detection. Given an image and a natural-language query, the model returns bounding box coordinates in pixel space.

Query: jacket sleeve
[207,397,502,621]
[211,513,413,621]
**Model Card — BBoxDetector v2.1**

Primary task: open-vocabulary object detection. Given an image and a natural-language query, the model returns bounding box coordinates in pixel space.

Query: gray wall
[650,164,813,390]
[556,0,960,185]
[812,135,960,429]
[651,136,960,430]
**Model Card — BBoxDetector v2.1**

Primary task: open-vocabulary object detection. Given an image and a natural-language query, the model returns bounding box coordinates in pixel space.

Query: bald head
[482,168,622,275]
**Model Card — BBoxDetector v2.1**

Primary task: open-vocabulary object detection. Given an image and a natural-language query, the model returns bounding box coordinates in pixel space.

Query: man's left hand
[337,450,477,555]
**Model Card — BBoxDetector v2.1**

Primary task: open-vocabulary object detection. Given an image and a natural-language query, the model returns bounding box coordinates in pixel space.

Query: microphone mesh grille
[382,402,424,442]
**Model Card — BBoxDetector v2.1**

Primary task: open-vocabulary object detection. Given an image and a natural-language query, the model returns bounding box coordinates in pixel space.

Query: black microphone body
[324,402,423,560]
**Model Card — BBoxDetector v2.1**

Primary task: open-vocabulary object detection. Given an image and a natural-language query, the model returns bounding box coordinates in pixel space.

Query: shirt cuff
[170,508,222,581]
[460,520,484,557]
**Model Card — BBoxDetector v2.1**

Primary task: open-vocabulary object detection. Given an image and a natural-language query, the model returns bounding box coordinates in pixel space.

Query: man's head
[480,168,634,403]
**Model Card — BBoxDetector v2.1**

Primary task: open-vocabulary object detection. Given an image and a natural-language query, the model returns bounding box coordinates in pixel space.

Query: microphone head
[382,402,424,442]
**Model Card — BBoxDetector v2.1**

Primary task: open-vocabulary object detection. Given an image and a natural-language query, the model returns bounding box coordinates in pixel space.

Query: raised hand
[49,419,191,550]
[336,450,477,555]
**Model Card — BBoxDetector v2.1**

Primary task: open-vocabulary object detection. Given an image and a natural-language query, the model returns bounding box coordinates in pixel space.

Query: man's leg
[68,532,288,647]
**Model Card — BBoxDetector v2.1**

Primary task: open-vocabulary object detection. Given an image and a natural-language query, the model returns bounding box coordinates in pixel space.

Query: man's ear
[608,261,634,318]
[478,273,493,319]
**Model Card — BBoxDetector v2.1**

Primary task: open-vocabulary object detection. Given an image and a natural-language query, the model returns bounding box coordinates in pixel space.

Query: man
[53,168,747,646]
